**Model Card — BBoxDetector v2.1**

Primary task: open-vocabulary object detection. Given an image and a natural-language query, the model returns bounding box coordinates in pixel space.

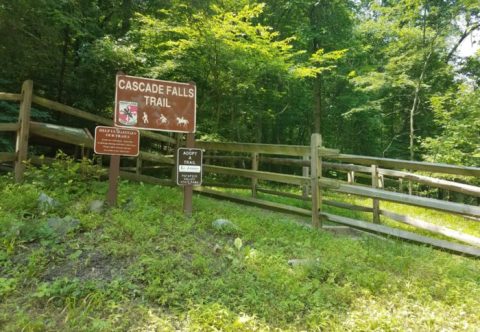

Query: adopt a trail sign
[177,148,203,186]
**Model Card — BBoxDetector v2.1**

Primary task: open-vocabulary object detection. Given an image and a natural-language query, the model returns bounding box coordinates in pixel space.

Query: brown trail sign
[94,126,140,207]
[94,126,140,157]
[114,74,196,133]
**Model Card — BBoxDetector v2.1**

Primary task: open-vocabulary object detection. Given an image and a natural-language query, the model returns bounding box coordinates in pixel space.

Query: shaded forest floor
[1,160,479,331]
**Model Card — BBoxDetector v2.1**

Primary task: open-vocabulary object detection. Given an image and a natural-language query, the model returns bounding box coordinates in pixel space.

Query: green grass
[1,160,480,331]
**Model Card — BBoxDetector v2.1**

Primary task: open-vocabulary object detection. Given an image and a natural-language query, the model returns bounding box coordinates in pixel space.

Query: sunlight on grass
[0,164,479,331]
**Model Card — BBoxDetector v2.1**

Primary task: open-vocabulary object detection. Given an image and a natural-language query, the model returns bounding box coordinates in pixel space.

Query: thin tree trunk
[57,27,70,103]
[409,89,418,161]
[310,2,322,135]
[256,112,263,142]
[121,0,133,34]
[409,50,432,161]
[314,76,322,134]
[212,42,221,130]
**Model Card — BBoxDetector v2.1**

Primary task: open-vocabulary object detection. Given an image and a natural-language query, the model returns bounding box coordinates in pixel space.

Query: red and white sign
[94,126,140,156]
[114,74,196,133]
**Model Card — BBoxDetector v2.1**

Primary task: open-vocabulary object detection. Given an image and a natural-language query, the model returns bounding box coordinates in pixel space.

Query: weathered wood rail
[1,81,480,255]
[203,156,480,197]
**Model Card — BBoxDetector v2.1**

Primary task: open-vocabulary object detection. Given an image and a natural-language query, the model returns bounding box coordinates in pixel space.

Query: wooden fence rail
[378,168,480,197]
[0,152,16,163]
[0,123,19,132]
[202,160,480,217]
[1,81,480,255]
[332,182,480,217]
[335,154,480,177]
[204,164,309,186]
[203,152,480,178]
[204,154,480,198]
[197,141,339,159]
[0,92,21,102]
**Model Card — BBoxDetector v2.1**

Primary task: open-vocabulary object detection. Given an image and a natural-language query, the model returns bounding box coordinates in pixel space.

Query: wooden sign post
[107,155,121,206]
[94,126,140,206]
[177,134,203,217]
[184,134,194,217]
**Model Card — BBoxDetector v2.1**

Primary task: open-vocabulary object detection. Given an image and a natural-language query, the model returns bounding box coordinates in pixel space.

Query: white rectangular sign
[179,165,201,173]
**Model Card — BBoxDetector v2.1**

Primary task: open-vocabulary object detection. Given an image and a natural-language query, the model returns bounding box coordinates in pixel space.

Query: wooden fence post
[251,152,259,198]
[310,134,322,228]
[14,80,33,183]
[171,133,182,183]
[302,155,310,199]
[347,170,355,184]
[372,164,380,223]
[136,156,142,175]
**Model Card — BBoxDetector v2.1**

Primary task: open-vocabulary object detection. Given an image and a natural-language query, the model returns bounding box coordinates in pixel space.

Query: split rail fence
[1,80,480,256]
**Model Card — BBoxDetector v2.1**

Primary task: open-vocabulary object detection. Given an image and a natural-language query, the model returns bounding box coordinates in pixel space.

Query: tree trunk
[409,91,418,161]
[310,2,323,135]
[121,0,133,34]
[313,76,322,134]
[57,27,70,103]
[256,113,263,142]
[409,50,432,161]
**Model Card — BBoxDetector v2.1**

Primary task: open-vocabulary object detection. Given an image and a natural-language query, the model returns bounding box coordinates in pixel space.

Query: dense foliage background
[0,0,479,165]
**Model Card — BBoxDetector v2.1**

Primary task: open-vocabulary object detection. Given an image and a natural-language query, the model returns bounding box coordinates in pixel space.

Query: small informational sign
[94,126,140,156]
[177,148,203,186]
[114,74,196,133]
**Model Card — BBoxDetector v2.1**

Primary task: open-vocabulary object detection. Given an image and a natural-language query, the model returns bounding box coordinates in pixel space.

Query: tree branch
[446,22,480,62]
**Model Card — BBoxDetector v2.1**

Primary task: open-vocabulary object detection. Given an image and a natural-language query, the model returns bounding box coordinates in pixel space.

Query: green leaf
[234,237,243,251]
